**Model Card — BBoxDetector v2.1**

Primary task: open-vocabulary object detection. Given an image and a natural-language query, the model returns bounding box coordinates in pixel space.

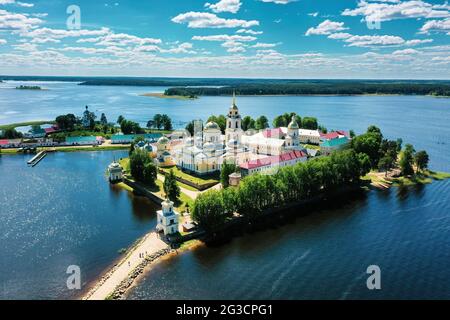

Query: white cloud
[236,28,263,35]
[405,39,433,46]
[306,20,348,36]
[192,34,257,42]
[0,8,42,31]
[392,48,419,55]
[0,38,7,44]
[205,0,242,14]
[327,32,352,40]
[344,34,406,47]
[172,12,259,28]
[259,0,296,4]
[342,0,450,22]
[0,0,34,7]
[251,42,280,48]
[420,18,450,34]
[21,27,111,43]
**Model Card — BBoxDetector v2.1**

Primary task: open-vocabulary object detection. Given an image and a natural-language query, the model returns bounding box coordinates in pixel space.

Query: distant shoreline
[140,92,197,100]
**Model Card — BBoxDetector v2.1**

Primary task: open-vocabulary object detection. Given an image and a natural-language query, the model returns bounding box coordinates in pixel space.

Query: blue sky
[0,0,449,78]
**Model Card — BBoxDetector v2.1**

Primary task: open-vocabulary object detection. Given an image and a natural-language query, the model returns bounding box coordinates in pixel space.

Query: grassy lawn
[121,170,194,213]
[392,170,450,186]
[362,170,450,188]
[119,157,130,173]
[303,144,321,150]
[160,166,219,186]
[0,120,55,130]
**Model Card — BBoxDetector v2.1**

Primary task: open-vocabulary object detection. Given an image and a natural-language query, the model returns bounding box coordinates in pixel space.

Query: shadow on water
[191,189,369,265]
[109,181,158,223]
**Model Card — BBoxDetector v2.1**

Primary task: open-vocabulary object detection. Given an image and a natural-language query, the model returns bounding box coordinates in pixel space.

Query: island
[15,85,43,90]
[78,95,450,300]
[140,92,198,100]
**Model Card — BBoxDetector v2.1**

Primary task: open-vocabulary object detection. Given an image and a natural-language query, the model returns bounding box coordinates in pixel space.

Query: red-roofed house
[240,150,307,176]
[320,130,350,141]
[262,128,285,139]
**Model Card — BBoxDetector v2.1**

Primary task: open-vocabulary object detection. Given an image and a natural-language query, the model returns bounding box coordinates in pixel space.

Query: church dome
[157,136,170,145]
[288,116,299,130]
[204,121,220,131]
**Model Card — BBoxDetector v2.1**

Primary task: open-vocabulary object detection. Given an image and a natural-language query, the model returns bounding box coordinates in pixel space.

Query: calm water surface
[0,81,449,299]
[0,151,158,299]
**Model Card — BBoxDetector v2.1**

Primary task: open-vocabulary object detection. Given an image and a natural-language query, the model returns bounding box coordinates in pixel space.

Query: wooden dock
[27,150,47,167]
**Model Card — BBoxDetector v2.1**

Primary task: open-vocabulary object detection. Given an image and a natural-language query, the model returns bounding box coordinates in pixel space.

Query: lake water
[0,151,159,300]
[0,81,449,299]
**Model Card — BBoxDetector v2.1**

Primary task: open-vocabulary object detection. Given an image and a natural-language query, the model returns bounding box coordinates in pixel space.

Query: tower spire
[232,90,236,106]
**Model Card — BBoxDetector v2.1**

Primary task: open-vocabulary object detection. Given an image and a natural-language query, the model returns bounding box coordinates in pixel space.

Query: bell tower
[225,92,243,143]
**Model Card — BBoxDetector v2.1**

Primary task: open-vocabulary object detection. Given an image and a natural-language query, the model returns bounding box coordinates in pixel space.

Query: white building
[298,129,321,145]
[108,161,123,182]
[175,95,244,175]
[241,116,303,156]
[240,150,308,176]
[156,199,180,236]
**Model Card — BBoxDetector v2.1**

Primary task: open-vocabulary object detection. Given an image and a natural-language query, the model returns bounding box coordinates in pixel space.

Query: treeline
[192,149,370,232]
[165,83,450,97]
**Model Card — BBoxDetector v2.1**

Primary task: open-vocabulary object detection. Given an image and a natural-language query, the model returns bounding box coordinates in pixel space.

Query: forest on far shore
[164,82,450,97]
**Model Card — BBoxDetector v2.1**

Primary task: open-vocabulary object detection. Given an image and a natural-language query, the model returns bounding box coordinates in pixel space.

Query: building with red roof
[240,150,307,176]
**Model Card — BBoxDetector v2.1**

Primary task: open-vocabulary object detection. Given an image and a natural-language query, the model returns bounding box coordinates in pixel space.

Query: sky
[0,0,449,79]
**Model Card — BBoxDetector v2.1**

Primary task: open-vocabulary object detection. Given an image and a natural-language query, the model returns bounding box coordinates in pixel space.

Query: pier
[27,150,47,167]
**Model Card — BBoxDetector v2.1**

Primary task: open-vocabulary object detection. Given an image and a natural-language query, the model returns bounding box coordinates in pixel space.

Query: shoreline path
[84,231,168,300]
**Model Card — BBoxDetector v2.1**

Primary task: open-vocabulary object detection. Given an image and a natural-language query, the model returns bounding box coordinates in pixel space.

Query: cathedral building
[174,94,310,177]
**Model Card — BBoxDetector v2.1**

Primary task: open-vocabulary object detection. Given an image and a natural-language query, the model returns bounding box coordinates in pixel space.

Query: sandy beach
[83,231,169,300]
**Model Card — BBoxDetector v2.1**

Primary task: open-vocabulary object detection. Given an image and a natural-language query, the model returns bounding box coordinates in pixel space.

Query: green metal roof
[111,133,162,142]
[320,137,349,148]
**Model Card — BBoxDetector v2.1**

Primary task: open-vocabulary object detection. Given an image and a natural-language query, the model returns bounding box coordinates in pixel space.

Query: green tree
[367,125,383,138]
[120,120,133,134]
[399,147,415,176]
[273,115,287,128]
[164,170,180,202]
[117,115,125,125]
[302,117,318,130]
[100,113,108,126]
[414,150,429,173]
[143,162,157,186]
[255,116,269,130]
[242,116,256,131]
[161,114,173,131]
[192,190,228,232]
[378,154,395,176]
[357,153,371,176]
[351,130,383,168]
[153,114,163,130]
[207,115,227,133]
[130,149,150,182]
[55,114,78,131]
[220,162,237,188]
[185,121,194,136]
[3,128,23,139]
